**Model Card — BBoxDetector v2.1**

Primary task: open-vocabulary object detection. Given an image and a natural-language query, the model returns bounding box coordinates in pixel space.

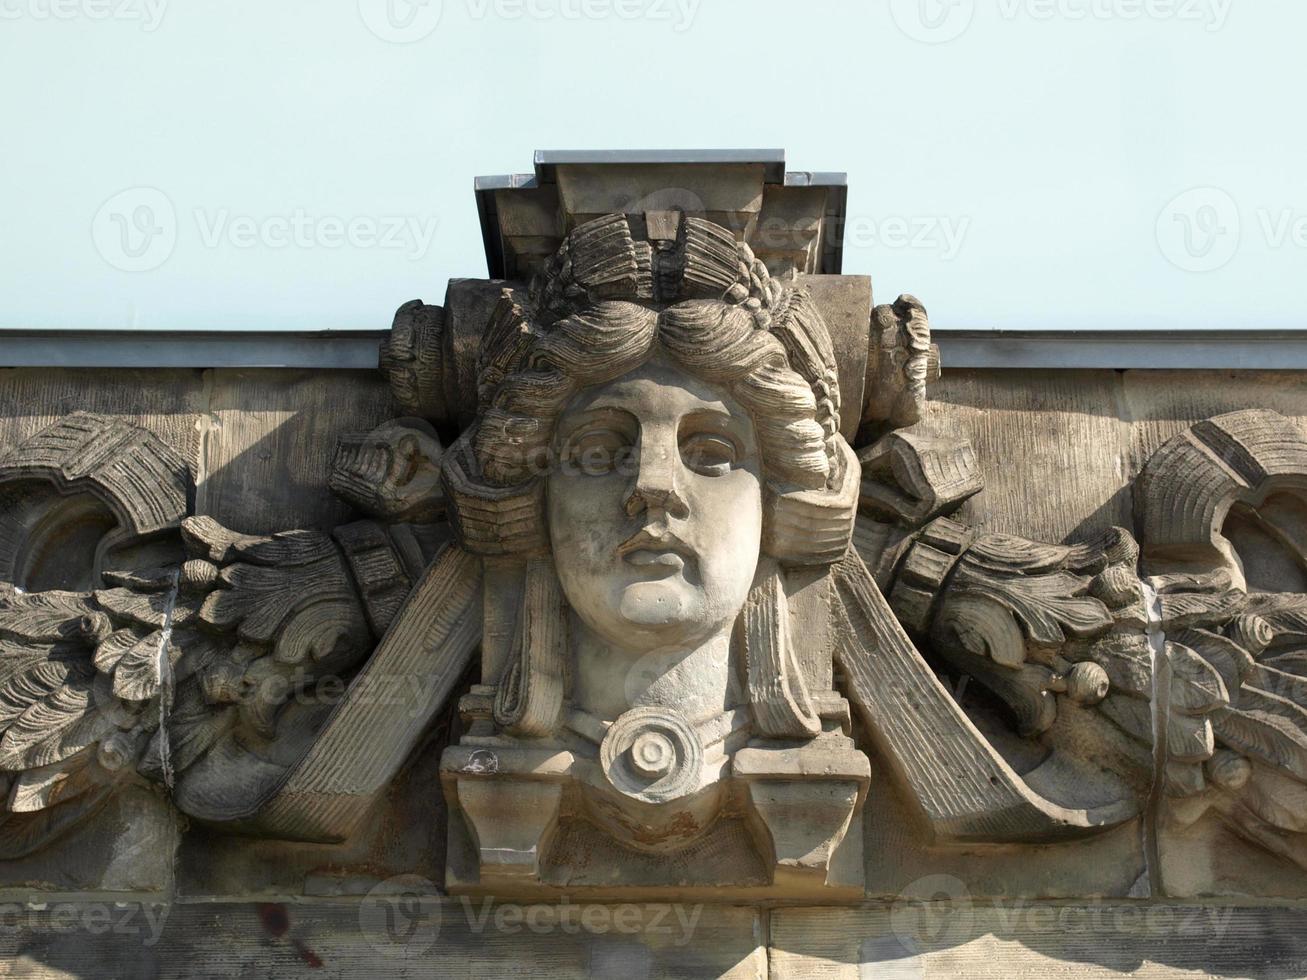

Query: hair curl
[467,213,843,496]
[447,213,859,740]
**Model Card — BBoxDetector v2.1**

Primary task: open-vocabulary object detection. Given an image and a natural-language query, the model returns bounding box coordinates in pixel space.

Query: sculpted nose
[623,440,690,519]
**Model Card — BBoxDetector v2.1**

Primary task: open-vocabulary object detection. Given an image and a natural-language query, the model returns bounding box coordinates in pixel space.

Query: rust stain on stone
[258,902,324,969]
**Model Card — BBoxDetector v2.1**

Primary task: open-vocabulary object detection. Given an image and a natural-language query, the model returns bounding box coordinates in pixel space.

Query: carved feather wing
[0,592,113,771]
[1197,595,1307,786]
[0,591,130,856]
[0,514,381,857]
[1108,585,1307,856]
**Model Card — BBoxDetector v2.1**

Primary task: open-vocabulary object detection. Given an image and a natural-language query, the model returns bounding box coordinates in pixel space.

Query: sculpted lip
[624,549,685,570]
[616,526,696,568]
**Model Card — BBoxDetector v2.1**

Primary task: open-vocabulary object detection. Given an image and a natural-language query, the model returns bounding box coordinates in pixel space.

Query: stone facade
[3,154,1307,977]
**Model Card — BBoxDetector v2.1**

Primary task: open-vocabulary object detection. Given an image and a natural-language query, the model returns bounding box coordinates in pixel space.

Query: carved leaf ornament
[4,212,1307,894]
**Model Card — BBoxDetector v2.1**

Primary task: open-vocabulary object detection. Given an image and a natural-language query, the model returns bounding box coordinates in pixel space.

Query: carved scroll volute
[379,299,449,423]
[857,430,982,528]
[0,413,190,592]
[1135,409,1307,585]
[860,294,940,444]
[0,416,194,857]
[379,281,534,434]
[1127,410,1307,874]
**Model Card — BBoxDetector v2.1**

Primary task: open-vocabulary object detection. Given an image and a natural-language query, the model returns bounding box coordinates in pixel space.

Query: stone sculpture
[4,160,1307,904]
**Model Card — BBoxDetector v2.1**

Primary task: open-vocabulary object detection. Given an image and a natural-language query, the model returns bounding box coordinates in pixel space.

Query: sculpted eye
[565,428,634,476]
[681,432,739,476]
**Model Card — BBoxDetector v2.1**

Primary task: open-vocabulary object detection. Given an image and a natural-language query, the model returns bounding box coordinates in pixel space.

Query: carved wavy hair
[465,213,843,496]
[445,214,857,741]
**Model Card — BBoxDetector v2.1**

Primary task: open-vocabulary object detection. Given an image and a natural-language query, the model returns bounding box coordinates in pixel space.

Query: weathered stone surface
[921,368,1133,542]
[0,899,765,978]
[197,368,398,534]
[4,156,1307,977]
[1128,410,1307,899]
[769,904,1307,978]
[175,709,457,900]
[0,366,398,537]
[0,786,178,896]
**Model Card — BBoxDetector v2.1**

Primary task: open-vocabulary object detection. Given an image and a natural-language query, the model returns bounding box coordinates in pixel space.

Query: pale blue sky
[1,0,1302,330]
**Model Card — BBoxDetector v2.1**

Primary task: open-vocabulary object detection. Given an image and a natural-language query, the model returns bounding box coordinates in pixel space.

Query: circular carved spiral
[1231,614,1274,656]
[599,707,702,805]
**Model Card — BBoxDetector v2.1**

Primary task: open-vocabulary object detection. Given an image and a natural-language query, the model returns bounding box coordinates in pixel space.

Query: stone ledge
[7,898,1307,977]
[0,899,765,979]
[3,328,1306,370]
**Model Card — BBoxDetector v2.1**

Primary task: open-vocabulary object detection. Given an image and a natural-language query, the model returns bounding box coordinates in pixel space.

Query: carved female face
[547,355,764,653]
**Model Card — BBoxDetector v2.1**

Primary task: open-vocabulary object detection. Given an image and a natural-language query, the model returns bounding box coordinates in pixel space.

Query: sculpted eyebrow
[680,407,749,438]
[559,405,636,437]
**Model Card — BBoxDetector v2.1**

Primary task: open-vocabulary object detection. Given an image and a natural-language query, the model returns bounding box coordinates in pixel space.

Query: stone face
[437,213,868,900]
[3,154,1307,974]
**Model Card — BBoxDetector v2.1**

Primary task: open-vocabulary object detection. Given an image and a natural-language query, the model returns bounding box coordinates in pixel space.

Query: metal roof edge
[0,327,1303,371]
